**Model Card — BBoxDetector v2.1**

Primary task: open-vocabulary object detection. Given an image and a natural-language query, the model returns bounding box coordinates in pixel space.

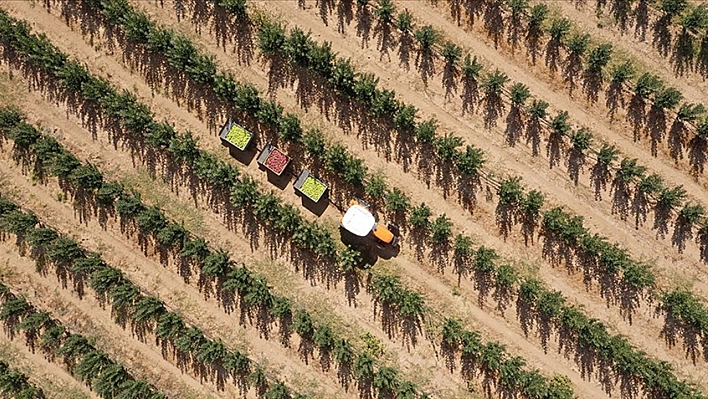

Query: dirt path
[0,242,219,399]
[0,336,96,399]
[10,0,708,391]
[237,0,708,355]
[272,0,708,259]
[6,0,708,396]
[37,0,707,307]
[8,61,697,398]
[380,0,708,178]
[0,11,475,393]
[256,0,708,287]
[549,0,708,89]
[130,0,708,388]
[0,155,351,398]
[0,71,468,397]
[0,57,603,399]
[128,0,708,300]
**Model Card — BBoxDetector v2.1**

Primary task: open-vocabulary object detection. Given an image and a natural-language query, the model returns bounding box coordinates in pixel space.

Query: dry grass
[0,340,92,399]
[120,168,206,235]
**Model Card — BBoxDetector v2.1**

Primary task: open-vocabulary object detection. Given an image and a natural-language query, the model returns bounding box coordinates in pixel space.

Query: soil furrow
[257,0,708,265]
[0,238,218,399]
[130,0,708,367]
[4,1,704,396]
[0,149,350,398]
[550,0,708,92]
[0,43,602,396]
[0,68,468,397]
[129,0,708,302]
[383,0,708,186]
[0,335,96,399]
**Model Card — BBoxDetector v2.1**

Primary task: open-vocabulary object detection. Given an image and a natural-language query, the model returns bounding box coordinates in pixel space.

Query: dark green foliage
[329,58,356,95]
[461,55,483,79]
[634,73,663,99]
[527,99,548,120]
[676,103,706,122]
[547,18,571,42]
[136,206,167,235]
[566,33,590,57]
[409,203,432,229]
[653,87,683,110]
[430,214,453,244]
[570,128,593,153]
[596,144,620,167]
[394,104,417,134]
[218,0,247,18]
[509,83,531,107]
[365,173,388,200]
[481,70,509,95]
[456,145,486,176]
[414,25,439,52]
[585,44,613,72]
[442,42,462,68]
[610,61,635,84]
[301,129,326,157]
[278,113,303,142]
[435,134,463,162]
[323,144,367,187]
[374,0,396,24]
[70,163,103,190]
[415,118,438,144]
[385,187,410,213]
[528,4,549,31]
[550,111,571,136]
[659,0,689,17]
[257,20,286,55]
[615,158,647,184]
[498,176,524,206]
[395,10,413,33]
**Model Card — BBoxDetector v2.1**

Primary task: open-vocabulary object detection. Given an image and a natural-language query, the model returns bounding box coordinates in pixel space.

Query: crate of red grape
[293,169,327,202]
[256,144,291,176]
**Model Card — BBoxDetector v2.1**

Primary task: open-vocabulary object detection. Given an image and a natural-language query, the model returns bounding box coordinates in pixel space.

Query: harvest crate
[219,118,254,151]
[293,169,327,202]
[257,144,291,176]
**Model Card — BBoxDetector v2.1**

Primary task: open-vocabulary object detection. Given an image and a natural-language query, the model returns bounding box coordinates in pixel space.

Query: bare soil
[0,239,219,399]
[552,0,708,90]
[0,334,95,399]
[1,0,707,396]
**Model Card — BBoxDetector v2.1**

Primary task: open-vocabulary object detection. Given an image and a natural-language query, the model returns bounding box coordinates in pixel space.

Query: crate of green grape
[293,169,327,202]
[219,118,254,151]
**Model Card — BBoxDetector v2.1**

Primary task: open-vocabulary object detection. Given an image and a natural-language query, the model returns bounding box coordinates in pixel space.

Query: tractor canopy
[341,204,376,237]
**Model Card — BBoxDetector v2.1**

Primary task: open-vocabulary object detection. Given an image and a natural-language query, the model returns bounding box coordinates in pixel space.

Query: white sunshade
[341,205,376,237]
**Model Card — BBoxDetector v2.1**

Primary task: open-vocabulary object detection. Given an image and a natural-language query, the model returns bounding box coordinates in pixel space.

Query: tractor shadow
[339,227,401,266]
[299,192,329,217]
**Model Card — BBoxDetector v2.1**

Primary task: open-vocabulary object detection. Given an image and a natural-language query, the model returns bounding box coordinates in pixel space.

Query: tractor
[340,199,400,248]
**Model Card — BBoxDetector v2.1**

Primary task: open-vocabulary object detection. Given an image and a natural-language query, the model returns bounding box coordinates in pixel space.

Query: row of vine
[0,278,164,398]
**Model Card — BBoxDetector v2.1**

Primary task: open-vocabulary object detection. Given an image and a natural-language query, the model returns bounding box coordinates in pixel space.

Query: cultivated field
[0,0,707,398]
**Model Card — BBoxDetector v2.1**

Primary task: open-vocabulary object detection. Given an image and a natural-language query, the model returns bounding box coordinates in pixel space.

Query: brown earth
[374,0,708,206]
[0,332,95,399]
[0,65,482,397]
[0,67,355,398]
[0,149,354,399]
[550,0,708,88]
[253,0,708,314]
[0,240,219,399]
[1,0,707,397]
[29,0,708,392]
[148,0,708,371]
